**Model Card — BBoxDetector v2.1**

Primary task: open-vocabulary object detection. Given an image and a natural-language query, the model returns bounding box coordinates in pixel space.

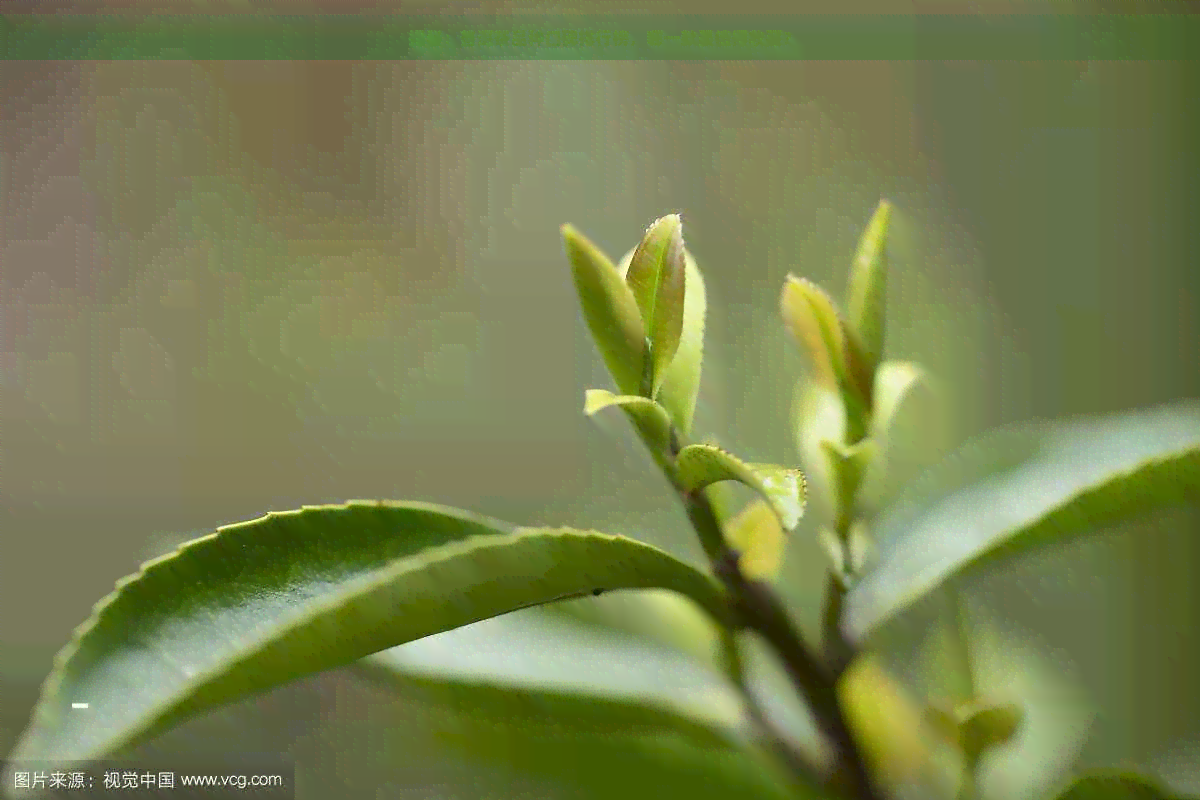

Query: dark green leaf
[10,502,732,769]
[844,401,1200,644]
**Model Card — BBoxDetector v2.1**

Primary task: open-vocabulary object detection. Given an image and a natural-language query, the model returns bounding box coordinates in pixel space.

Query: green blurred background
[2,8,1198,798]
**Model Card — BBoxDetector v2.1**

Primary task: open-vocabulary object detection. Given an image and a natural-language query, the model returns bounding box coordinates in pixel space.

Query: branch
[663,426,883,800]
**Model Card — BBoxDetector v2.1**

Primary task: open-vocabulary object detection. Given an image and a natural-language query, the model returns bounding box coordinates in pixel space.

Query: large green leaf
[350,649,824,800]
[619,246,706,436]
[843,402,1200,644]
[1049,772,1193,800]
[9,502,732,769]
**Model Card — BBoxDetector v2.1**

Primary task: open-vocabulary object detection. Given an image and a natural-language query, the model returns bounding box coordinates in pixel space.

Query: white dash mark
[71,703,89,709]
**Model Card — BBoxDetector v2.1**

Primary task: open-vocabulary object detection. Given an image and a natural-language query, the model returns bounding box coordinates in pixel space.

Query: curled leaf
[674,444,807,531]
[626,214,687,395]
[846,200,892,376]
[584,389,673,459]
[620,246,707,435]
[562,224,647,397]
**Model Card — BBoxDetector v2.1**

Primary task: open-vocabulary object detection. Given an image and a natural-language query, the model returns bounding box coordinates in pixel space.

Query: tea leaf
[675,444,807,531]
[584,389,673,458]
[819,438,877,518]
[845,200,892,375]
[352,654,817,800]
[870,361,929,444]
[724,498,786,582]
[10,502,732,769]
[626,214,687,395]
[620,246,707,435]
[780,276,845,391]
[843,401,1200,644]
[562,224,647,397]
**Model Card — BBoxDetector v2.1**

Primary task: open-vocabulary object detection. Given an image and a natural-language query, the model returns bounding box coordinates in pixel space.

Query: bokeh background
[3,6,1198,799]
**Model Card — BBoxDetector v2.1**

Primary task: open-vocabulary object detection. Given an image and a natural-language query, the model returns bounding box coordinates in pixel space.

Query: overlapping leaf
[626,214,687,395]
[619,246,707,435]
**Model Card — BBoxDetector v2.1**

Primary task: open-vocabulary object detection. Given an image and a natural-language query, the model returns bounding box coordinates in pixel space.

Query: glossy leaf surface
[11,502,731,768]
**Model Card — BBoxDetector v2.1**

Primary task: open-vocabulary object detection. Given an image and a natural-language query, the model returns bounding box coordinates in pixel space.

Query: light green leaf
[626,214,687,396]
[584,389,673,457]
[794,381,847,518]
[9,501,733,769]
[861,360,942,508]
[562,224,647,397]
[845,199,892,375]
[843,401,1200,644]
[620,246,707,435]
[870,360,929,443]
[675,444,807,531]
[837,655,961,798]
[780,275,845,392]
[819,438,877,517]
[1048,773,1192,800]
[724,498,786,582]
[352,653,821,800]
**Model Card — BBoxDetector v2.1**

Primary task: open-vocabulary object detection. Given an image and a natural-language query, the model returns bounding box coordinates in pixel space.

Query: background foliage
[2,6,1198,797]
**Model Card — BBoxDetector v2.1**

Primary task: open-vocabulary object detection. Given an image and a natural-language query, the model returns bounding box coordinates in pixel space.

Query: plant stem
[678,484,882,800]
[821,575,855,677]
[719,627,825,794]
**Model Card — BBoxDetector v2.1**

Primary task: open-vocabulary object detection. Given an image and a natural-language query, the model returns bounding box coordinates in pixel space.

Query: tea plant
[8,208,1199,800]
